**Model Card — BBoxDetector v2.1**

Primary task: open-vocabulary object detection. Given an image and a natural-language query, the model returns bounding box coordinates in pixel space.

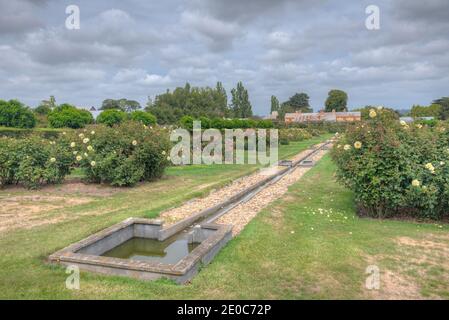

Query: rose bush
[279,128,312,145]
[331,107,449,219]
[63,121,171,186]
[0,136,72,189]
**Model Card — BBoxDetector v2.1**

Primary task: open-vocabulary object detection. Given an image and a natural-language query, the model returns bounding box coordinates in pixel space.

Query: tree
[410,104,442,119]
[34,104,52,115]
[100,99,141,112]
[48,104,93,128]
[146,82,231,124]
[101,99,122,110]
[0,99,36,128]
[281,92,312,112]
[121,99,141,112]
[230,81,252,118]
[215,81,228,113]
[432,97,449,120]
[271,95,279,113]
[325,89,348,112]
[40,95,57,109]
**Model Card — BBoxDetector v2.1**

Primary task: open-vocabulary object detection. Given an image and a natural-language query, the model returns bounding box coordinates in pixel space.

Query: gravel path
[159,144,328,226]
[215,149,328,236]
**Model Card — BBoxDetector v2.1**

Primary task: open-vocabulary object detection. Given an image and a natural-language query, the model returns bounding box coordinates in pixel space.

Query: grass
[1,134,448,299]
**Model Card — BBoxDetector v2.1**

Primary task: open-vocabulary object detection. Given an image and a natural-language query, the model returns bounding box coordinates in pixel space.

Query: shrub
[0,127,63,139]
[279,128,312,142]
[180,116,274,130]
[130,111,157,126]
[96,109,127,127]
[257,119,275,129]
[48,104,94,128]
[0,99,36,128]
[0,136,72,189]
[179,115,195,130]
[210,117,226,129]
[34,104,52,115]
[198,116,211,129]
[64,122,171,186]
[331,108,449,220]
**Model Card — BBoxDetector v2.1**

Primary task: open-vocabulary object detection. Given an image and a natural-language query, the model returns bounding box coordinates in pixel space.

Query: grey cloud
[393,0,449,22]
[0,0,45,34]
[181,11,241,51]
[192,0,320,23]
[0,0,448,113]
[18,8,166,66]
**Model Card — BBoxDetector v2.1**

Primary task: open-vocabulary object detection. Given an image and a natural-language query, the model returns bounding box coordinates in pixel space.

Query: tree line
[1,83,448,129]
[145,81,252,124]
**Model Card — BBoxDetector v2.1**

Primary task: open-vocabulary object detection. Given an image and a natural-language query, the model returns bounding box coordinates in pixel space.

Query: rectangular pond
[102,236,199,264]
[49,218,232,284]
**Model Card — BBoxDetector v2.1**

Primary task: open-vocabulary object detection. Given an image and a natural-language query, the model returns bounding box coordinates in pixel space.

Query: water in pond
[102,236,199,264]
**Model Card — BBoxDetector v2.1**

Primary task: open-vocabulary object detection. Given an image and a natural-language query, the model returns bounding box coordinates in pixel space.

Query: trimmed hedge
[179,116,274,129]
[0,127,63,139]
[97,110,158,127]
[48,104,94,129]
[96,109,127,127]
[130,111,157,126]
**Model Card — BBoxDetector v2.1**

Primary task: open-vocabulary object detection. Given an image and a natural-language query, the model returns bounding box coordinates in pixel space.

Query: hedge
[0,127,63,139]
[179,116,274,129]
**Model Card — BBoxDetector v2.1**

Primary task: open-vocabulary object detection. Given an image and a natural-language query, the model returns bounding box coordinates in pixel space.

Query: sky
[0,0,448,115]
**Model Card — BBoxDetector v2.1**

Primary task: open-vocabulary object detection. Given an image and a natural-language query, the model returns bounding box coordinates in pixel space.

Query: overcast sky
[0,0,448,115]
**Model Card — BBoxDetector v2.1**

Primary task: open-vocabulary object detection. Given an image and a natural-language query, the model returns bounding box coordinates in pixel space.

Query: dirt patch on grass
[1,182,118,197]
[364,263,423,300]
[364,234,449,299]
[0,194,93,233]
[263,208,286,230]
[397,236,449,256]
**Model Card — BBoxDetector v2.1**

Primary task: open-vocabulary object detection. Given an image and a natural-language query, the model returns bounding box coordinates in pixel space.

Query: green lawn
[1,134,448,299]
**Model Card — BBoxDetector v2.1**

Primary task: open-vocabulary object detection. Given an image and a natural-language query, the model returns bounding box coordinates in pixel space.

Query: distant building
[400,116,434,123]
[88,107,101,119]
[264,111,278,120]
[284,110,361,124]
[399,117,414,123]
